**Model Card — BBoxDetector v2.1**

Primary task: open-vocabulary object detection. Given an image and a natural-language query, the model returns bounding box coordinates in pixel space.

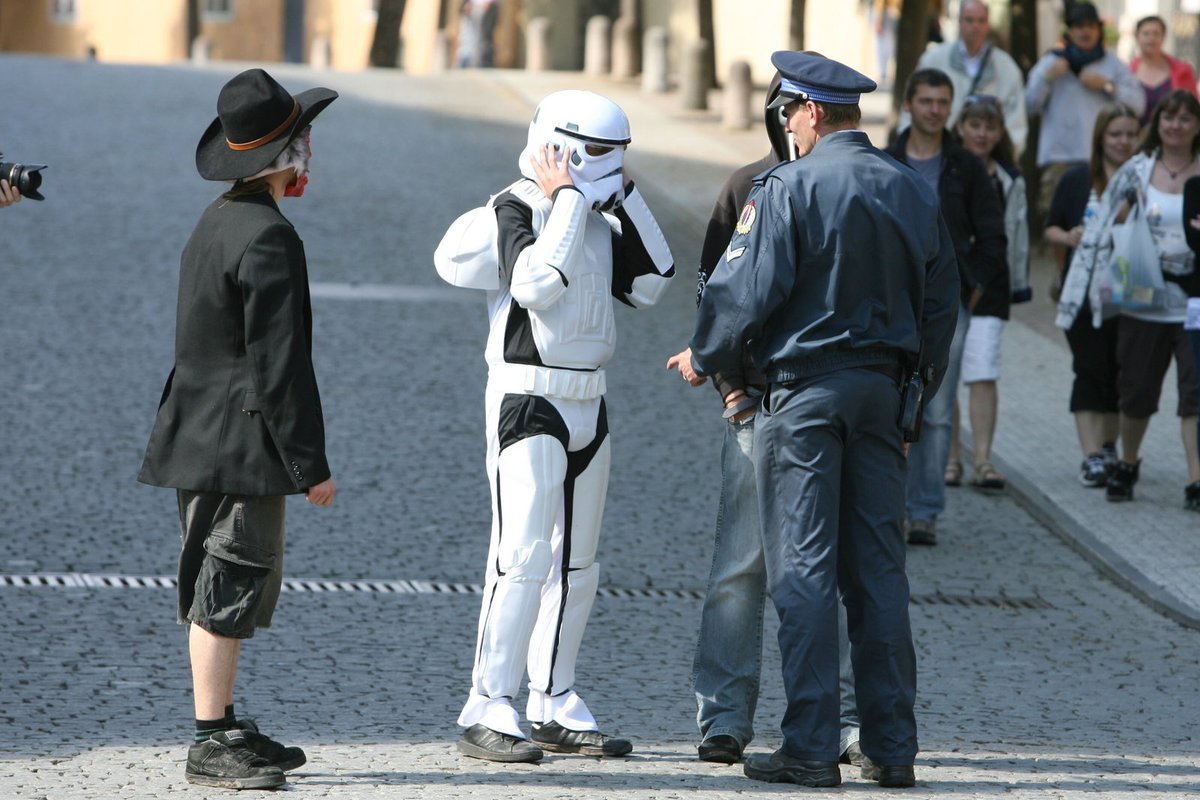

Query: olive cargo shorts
[176,490,287,639]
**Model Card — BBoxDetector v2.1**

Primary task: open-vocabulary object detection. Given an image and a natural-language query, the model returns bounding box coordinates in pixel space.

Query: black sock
[194,706,237,742]
[195,716,228,743]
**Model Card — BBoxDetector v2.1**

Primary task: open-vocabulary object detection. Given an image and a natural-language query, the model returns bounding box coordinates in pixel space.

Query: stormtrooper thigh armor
[458,388,610,736]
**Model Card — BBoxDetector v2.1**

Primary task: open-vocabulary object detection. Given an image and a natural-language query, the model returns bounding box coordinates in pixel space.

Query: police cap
[766,51,877,110]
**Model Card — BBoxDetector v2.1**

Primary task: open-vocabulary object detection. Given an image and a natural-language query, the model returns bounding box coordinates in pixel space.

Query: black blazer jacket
[138,191,330,496]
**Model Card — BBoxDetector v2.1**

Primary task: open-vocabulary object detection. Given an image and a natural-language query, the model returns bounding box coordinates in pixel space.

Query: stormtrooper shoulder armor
[434,198,501,290]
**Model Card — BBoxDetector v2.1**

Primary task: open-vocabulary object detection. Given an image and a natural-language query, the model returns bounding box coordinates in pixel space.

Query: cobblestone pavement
[1,57,1198,798]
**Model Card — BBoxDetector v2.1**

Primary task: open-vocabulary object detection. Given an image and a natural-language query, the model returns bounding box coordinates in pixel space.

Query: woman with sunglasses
[942,94,1023,490]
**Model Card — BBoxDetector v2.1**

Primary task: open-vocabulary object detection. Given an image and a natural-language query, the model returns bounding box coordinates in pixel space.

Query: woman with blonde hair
[1046,103,1140,486]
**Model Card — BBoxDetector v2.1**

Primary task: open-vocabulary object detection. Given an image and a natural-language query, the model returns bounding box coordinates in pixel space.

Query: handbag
[1098,195,1169,312]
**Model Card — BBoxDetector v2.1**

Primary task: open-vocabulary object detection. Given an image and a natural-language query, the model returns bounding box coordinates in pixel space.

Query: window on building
[203,0,234,22]
[51,0,78,23]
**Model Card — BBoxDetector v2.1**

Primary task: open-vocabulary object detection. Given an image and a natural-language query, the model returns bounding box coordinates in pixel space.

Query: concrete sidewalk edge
[980,439,1200,630]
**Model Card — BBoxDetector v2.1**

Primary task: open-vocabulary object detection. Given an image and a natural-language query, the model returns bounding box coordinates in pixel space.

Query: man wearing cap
[1025,0,1142,218]
[139,68,338,790]
[686,68,863,769]
[668,51,959,788]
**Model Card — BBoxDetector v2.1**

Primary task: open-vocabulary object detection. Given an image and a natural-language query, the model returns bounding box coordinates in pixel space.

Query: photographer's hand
[0,179,21,208]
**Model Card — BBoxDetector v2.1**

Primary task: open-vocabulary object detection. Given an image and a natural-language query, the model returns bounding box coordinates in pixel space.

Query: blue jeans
[693,415,860,752]
[906,304,969,522]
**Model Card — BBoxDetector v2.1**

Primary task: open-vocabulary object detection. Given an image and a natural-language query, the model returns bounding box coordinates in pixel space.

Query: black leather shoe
[743,749,841,787]
[185,730,287,789]
[457,724,543,763]
[862,761,916,787]
[235,718,307,771]
[698,734,743,764]
[530,721,633,757]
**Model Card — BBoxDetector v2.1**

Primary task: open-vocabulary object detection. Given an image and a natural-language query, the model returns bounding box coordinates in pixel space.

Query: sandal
[971,462,1006,490]
[944,460,963,487]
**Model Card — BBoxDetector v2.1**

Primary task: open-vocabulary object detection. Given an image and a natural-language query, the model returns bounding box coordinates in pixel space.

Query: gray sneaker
[906,518,936,546]
[185,729,286,789]
[1079,453,1109,487]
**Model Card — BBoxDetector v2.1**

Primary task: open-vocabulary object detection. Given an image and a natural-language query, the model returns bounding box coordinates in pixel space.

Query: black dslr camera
[0,154,48,201]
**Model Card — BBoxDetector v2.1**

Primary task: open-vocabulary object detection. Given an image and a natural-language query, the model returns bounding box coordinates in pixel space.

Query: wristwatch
[1104,80,1115,96]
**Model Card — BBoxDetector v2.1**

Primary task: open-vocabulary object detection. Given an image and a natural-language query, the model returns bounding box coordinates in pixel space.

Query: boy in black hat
[139,68,338,789]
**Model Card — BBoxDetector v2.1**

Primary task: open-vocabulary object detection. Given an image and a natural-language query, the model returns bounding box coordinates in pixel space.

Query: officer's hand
[306,478,337,507]
[0,179,21,208]
[531,144,574,200]
[666,347,706,387]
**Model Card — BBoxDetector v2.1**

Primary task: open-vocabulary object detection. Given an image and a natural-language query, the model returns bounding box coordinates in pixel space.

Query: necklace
[1160,154,1195,179]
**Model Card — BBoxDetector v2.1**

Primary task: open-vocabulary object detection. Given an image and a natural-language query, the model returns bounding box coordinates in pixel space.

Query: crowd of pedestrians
[881,1,1200,527]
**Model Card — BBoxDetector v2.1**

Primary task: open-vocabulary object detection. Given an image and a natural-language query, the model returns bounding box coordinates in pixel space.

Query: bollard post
[526,17,551,72]
[310,35,331,69]
[611,16,637,79]
[723,60,753,129]
[641,26,669,93]
[584,15,611,77]
[431,30,450,73]
[680,39,710,111]
[190,36,211,65]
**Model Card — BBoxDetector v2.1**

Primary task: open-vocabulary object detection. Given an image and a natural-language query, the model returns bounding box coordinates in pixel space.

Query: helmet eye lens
[585,144,614,157]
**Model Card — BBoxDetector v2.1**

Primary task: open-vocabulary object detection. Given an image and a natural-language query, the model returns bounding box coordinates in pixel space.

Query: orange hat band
[226,101,300,152]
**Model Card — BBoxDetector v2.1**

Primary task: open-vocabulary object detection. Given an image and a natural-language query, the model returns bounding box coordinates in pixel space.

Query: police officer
[668,51,959,788]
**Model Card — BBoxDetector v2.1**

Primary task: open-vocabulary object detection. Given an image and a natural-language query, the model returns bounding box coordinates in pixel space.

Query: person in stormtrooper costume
[435,90,675,763]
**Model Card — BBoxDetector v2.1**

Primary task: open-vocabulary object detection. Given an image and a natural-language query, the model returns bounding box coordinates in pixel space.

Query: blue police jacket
[689,129,960,397]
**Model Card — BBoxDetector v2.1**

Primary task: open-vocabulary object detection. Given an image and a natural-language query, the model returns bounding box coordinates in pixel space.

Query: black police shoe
[698,734,743,763]
[185,729,286,789]
[235,719,307,771]
[530,721,633,756]
[457,724,543,763]
[742,749,841,787]
[862,760,916,787]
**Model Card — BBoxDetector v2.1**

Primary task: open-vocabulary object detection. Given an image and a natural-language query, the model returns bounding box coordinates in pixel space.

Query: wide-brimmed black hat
[196,68,337,181]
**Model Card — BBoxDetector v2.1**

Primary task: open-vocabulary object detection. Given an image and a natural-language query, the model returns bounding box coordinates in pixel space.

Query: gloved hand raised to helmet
[518,90,631,211]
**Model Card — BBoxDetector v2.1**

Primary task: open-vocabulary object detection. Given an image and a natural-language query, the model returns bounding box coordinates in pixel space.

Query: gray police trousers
[755,365,917,766]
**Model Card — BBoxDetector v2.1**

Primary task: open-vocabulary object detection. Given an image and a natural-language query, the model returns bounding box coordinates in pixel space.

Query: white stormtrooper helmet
[518,90,631,210]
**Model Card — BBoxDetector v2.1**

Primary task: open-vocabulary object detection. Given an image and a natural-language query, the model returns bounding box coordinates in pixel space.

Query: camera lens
[0,161,48,201]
